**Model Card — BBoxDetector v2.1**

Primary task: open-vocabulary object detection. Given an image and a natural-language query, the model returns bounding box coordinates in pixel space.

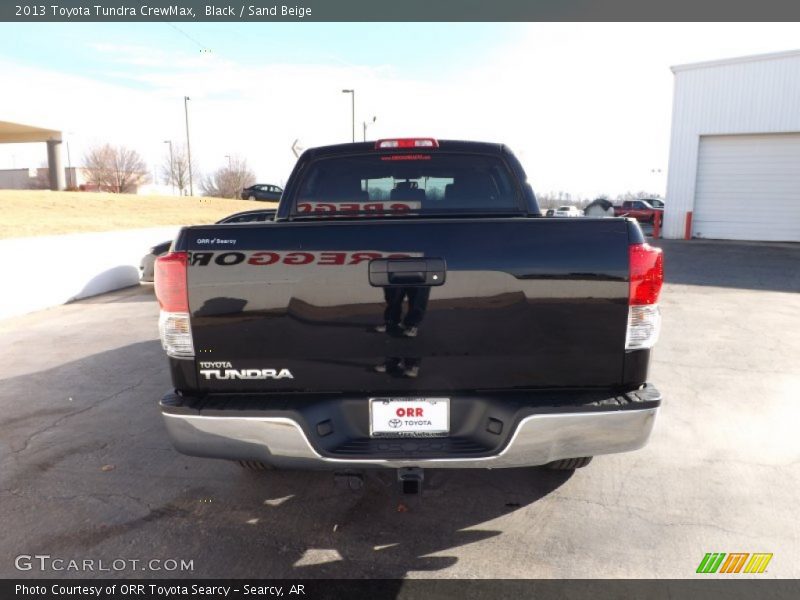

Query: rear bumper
[159,386,660,469]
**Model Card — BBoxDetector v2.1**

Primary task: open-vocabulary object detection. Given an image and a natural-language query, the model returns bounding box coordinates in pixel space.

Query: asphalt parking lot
[1,239,798,579]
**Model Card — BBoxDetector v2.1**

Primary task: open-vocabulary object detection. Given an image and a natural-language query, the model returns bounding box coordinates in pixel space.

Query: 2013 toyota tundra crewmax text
[155,139,663,490]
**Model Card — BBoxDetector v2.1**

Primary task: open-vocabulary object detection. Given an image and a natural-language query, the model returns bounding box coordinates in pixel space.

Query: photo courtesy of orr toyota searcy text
[15,584,301,597]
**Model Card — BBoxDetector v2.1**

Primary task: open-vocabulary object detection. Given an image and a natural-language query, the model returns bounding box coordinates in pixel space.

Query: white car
[553,205,582,217]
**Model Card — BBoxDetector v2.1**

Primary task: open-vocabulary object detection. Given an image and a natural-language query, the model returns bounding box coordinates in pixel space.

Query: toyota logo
[389,418,402,428]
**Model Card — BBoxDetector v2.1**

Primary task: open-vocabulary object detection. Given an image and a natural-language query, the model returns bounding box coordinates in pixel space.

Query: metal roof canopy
[0,119,62,143]
[0,119,65,190]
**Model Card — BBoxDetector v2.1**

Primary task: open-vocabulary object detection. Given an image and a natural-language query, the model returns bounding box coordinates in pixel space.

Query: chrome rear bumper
[160,405,658,469]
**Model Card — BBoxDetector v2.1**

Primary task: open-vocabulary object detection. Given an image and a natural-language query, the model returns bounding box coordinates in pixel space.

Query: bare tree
[200,156,256,199]
[29,162,50,190]
[83,143,149,193]
[615,191,663,202]
[160,144,196,195]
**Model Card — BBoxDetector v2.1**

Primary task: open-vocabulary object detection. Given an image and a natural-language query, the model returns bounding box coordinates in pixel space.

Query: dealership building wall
[0,167,86,189]
[663,50,800,242]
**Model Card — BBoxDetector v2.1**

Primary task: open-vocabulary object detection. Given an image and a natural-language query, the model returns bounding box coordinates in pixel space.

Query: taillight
[154,252,188,312]
[629,243,663,305]
[375,138,439,149]
[626,243,664,350]
[154,252,194,359]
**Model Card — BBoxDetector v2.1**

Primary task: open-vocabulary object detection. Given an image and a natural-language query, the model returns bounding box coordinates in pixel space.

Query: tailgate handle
[389,271,426,284]
[369,258,446,287]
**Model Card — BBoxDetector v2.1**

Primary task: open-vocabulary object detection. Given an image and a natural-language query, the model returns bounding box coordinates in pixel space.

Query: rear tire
[545,457,593,470]
[236,460,273,471]
[248,195,256,201]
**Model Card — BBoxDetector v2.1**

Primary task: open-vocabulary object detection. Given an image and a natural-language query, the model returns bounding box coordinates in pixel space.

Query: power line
[165,22,212,54]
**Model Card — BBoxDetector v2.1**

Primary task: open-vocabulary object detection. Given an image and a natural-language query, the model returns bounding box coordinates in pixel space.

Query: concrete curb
[0,226,179,320]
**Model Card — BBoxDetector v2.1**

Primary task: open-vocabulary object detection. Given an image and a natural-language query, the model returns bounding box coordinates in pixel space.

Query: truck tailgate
[186,218,630,393]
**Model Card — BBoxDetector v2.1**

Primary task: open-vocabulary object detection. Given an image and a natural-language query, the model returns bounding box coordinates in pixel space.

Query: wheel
[236,460,273,471]
[545,457,593,470]
[248,195,256,201]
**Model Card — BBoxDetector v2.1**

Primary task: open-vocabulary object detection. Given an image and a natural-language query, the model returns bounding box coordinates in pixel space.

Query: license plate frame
[369,397,450,438]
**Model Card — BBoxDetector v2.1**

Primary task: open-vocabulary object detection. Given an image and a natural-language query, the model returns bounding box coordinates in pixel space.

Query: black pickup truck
[155,138,663,490]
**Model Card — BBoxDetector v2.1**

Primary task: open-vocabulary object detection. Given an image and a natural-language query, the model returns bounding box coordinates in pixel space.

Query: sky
[1,22,799,198]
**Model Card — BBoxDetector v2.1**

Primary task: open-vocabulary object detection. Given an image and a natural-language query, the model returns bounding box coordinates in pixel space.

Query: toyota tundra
[154,138,663,490]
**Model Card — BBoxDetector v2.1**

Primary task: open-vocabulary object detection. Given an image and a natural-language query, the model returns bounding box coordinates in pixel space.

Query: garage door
[694,133,800,242]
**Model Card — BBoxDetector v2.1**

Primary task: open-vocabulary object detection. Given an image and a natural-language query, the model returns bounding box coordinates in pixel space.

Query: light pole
[342,89,355,142]
[65,141,73,188]
[363,115,376,142]
[225,154,232,169]
[164,140,174,195]
[184,96,194,196]
[60,130,77,188]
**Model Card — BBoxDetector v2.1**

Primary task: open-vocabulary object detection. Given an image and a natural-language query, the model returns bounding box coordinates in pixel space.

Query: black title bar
[4,0,800,22]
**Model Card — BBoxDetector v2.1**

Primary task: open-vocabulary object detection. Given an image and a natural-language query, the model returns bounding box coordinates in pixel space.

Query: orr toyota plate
[369,397,450,437]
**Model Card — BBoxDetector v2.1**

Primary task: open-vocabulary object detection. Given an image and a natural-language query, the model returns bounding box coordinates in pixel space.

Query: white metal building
[0,167,86,190]
[664,50,800,242]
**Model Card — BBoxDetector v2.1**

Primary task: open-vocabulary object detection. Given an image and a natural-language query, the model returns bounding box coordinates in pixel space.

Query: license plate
[370,397,450,437]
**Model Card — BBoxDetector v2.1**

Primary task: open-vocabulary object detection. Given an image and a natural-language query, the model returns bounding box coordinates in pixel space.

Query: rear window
[292,152,521,217]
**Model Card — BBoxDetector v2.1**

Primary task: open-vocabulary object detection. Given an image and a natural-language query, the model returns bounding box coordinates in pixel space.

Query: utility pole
[225,154,232,169]
[65,140,73,188]
[184,96,194,196]
[163,140,174,195]
[363,115,376,141]
[342,89,355,142]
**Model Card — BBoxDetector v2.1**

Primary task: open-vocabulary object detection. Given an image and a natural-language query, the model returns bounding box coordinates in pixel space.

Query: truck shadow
[0,339,574,579]
[225,466,573,578]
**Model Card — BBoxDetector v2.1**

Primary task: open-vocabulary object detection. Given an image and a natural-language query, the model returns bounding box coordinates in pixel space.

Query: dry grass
[0,190,276,239]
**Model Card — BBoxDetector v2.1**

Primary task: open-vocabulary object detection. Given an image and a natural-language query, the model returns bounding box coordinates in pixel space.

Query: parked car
[553,205,582,217]
[139,240,173,282]
[241,184,283,201]
[613,199,663,223]
[545,208,555,217]
[646,198,665,209]
[153,137,664,493]
[139,209,276,281]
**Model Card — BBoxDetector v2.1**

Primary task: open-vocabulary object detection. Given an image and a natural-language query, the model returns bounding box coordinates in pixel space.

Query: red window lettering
[215,252,245,265]
[248,252,280,265]
[297,202,336,213]
[284,252,314,265]
[190,252,213,266]
[349,252,382,265]
[318,252,346,265]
